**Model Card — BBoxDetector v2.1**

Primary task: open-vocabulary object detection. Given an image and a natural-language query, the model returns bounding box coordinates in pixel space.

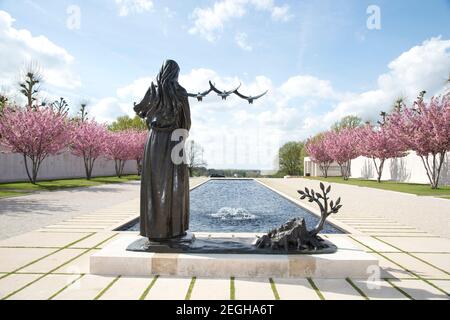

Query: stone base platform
[90,235,379,279]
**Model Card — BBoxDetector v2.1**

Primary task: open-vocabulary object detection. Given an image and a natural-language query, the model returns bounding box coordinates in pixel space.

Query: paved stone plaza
[0,178,449,300]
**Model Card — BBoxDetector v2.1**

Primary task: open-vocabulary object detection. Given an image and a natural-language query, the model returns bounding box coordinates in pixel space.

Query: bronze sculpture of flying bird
[234,89,268,104]
[187,88,213,102]
[209,81,241,100]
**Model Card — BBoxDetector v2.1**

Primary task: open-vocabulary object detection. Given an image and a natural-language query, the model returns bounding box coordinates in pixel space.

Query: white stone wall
[0,151,138,183]
[304,152,450,186]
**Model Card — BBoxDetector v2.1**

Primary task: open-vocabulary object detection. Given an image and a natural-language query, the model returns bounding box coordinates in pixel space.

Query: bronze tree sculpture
[255,183,342,252]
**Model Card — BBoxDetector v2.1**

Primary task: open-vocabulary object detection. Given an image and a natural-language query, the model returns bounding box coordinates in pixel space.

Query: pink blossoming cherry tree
[0,106,71,184]
[105,131,134,178]
[305,136,333,178]
[357,123,407,183]
[70,120,110,180]
[324,128,361,180]
[388,94,450,189]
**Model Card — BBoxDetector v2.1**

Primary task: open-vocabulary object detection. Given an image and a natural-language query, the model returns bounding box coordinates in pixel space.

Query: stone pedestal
[90,234,379,279]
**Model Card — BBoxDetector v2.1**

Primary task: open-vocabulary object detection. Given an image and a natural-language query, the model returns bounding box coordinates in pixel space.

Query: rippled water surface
[124,179,342,234]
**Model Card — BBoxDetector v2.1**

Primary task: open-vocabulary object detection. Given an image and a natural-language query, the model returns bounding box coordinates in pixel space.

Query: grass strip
[307,278,324,300]
[345,278,369,300]
[48,274,85,300]
[384,278,414,300]
[230,277,235,300]
[94,276,121,300]
[269,278,280,300]
[185,277,197,300]
[139,276,159,300]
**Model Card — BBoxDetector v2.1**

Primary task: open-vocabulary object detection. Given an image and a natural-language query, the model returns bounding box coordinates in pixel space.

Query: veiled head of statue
[158,60,180,84]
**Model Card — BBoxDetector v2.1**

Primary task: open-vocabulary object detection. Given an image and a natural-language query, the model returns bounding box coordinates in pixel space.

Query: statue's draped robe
[140,86,191,240]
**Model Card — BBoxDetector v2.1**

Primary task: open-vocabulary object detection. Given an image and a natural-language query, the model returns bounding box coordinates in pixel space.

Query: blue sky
[0,0,449,169]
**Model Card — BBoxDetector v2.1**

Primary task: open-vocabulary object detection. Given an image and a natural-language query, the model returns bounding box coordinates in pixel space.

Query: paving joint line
[345,278,369,300]
[269,278,280,300]
[306,278,324,300]
[94,276,121,300]
[185,277,196,300]
[139,275,159,300]
[48,274,86,300]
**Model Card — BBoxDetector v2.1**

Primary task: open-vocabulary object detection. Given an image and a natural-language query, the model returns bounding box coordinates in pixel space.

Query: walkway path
[259,178,450,239]
[0,181,141,241]
[0,178,207,241]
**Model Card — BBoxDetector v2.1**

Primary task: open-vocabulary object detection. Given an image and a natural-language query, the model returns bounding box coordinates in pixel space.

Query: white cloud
[0,10,81,90]
[280,75,340,100]
[271,4,293,22]
[319,37,450,126]
[235,32,252,51]
[189,0,292,42]
[115,0,153,17]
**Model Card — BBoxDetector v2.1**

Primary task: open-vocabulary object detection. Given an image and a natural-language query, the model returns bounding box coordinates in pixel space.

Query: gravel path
[0,181,141,240]
[259,178,450,239]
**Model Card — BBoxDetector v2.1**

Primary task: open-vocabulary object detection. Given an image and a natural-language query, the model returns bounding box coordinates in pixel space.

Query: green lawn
[0,190,30,199]
[304,176,450,197]
[0,175,140,198]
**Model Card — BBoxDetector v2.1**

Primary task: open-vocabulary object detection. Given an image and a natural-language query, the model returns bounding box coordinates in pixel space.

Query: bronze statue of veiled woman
[134,60,191,241]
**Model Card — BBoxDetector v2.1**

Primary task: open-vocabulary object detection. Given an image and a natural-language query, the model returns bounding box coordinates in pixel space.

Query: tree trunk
[373,158,385,183]
[114,160,122,178]
[420,153,445,189]
[23,155,35,184]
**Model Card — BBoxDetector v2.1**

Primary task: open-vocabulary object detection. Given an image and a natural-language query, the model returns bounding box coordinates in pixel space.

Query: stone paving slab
[144,277,192,300]
[99,276,154,300]
[69,232,119,249]
[388,279,449,300]
[312,279,364,300]
[377,237,450,253]
[383,253,449,279]
[0,248,55,273]
[272,279,320,300]
[8,274,81,300]
[0,232,92,248]
[53,274,116,300]
[373,254,416,279]
[54,250,94,274]
[233,279,275,300]
[349,236,401,253]
[429,280,450,295]
[0,274,41,299]
[20,249,86,273]
[413,253,450,274]
[352,280,409,300]
[190,278,231,300]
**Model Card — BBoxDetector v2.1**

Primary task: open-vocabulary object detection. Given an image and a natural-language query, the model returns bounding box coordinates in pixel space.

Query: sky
[0,0,449,170]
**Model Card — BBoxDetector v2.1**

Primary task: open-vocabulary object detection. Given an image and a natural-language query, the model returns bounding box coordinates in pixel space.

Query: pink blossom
[305,137,333,178]
[0,105,71,184]
[357,124,407,182]
[127,130,147,175]
[323,128,362,180]
[388,94,450,188]
[104,131,136,178]
[70,120,110,179]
